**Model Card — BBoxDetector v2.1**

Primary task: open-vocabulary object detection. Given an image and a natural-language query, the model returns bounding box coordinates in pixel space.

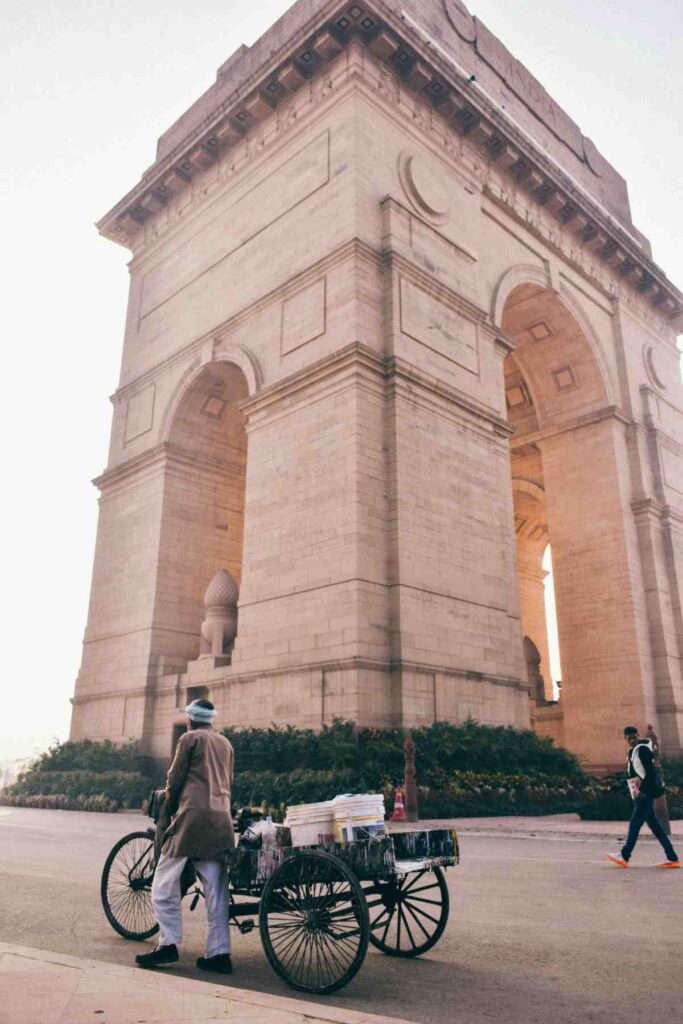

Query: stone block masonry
[71,1,683,767]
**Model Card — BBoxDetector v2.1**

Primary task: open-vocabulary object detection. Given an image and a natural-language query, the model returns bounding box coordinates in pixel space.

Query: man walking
[607,726,680,869]
[136,699,235,972]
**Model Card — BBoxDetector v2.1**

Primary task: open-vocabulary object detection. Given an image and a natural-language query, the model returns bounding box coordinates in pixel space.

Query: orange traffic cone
[391,787,406,822]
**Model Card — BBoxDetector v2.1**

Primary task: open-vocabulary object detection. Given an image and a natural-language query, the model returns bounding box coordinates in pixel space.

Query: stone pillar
[541,416,657,765]
[516,557,553,702]
[71,451,179,746]
[229,344,397,728]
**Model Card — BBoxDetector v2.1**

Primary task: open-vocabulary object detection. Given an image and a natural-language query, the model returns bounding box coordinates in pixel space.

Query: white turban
[185,700,217,723]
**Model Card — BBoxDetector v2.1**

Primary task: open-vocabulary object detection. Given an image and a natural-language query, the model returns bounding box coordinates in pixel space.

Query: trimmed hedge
[0,739,163,812]
[232,767,589,821]
[226,720,590,819]
[5,725,680,821]
[226,720,585,782]
[0,792,117,813]
[578,773,683,821]
[3,770,152,808]
[23,739,158,777]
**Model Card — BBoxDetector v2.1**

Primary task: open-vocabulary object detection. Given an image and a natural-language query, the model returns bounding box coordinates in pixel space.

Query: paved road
[0,807,680,1024]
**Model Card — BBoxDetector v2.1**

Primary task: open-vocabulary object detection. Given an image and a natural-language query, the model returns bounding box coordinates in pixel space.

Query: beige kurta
[163,727,235,859]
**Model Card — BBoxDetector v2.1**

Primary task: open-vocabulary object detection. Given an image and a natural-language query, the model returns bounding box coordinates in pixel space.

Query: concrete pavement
[1,807,682,1024]
[392,811,683,842]
[0,943,408,1024]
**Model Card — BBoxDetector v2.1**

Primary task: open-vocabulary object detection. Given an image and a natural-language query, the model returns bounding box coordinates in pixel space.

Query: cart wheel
[101,831,159,940]
[259,849,370,994]
[365,867,449,957]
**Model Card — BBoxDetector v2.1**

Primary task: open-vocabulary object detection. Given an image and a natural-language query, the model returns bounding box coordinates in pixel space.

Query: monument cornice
[93,440,241,494]
[510,405,635,450]
[385,354,513,439]
[71,654,529,707]
[631,497,683,529]
[239,341,512,441]
[151,655,529,697]
[97,1,682,326]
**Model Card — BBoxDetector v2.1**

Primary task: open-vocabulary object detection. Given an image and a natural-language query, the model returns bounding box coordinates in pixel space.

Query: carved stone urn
[200,569,239,659]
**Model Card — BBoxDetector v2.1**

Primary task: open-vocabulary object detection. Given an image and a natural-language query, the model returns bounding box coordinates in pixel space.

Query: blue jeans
[622,795,678,862]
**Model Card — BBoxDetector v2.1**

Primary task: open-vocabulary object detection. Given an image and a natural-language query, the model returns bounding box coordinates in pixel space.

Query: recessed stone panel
[529,321,553,342]
[551,365,578,392]
[662,447,683,496]
[124,385,155,444]
[506,384,529,409]
[400,277,479,374]
[281,278,326,355]
[140,131,331,320]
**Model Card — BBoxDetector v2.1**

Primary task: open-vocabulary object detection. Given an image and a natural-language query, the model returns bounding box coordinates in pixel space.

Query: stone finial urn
[200,569,239,659]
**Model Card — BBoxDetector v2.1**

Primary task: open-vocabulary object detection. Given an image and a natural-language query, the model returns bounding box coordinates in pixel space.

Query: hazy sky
[1,0,681,761]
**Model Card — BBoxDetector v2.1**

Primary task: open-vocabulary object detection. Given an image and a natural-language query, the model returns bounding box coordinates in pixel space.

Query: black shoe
[136,944,179,968]
[196,954,232,975]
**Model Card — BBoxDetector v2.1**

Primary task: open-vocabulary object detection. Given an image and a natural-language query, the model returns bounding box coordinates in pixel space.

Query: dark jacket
[627,741,661,798]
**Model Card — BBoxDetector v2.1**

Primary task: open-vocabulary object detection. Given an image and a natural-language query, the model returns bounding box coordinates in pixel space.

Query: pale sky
[1,0,681,762]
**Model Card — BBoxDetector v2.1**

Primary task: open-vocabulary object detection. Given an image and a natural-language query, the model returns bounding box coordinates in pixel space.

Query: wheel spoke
[260,852,369,994]
[400,871,428,895]
[398,902,418,950]
[402,899,432,941]
[102,833,158,940]
[401,901,440,927]
[365,869,448,958]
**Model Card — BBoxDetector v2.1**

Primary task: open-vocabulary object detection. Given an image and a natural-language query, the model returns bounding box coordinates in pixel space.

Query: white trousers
[152,851,230,956]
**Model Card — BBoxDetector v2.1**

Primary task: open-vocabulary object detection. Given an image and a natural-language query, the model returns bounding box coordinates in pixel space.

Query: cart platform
[228,828,459,889]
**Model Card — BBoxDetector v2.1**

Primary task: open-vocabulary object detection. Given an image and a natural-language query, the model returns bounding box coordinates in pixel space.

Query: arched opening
[155,360,249,673]
[501,282,635,760]
[543,545,562,698]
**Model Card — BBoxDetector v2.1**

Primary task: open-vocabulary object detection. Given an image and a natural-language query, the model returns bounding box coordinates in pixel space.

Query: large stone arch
[500,277,653,763]
[158,344,262,445]
[152,359,251,686]
[492,264,617,412]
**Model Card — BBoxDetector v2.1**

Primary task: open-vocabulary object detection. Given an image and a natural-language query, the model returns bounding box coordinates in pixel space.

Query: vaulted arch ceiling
[502,284,610,431]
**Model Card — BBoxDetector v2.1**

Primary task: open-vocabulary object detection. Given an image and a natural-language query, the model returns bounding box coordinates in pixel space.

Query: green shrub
[663,759,683,788]
[417,771,587,818]
[0,792,117,813]
[225,719,586,786]
[223,719,592,820]
[578,774,683,821]
[23,739,158,778]
[0,739,163,813]
[230,766,588,821]
[3,770,152,808]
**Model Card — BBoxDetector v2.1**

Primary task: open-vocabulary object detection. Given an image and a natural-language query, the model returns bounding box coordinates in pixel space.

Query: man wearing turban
[136,698,235,974]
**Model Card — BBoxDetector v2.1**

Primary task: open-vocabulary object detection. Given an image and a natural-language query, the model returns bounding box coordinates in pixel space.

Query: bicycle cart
[101,796,459,995]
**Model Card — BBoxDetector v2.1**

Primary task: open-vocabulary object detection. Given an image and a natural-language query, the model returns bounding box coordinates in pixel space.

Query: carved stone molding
[96,0,682,326]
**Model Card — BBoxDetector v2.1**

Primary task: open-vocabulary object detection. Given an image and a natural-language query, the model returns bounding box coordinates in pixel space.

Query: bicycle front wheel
[101,831,159,940]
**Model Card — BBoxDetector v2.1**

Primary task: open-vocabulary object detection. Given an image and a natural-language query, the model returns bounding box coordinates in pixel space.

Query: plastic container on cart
[285,800,336,846]
[332,793,386,843]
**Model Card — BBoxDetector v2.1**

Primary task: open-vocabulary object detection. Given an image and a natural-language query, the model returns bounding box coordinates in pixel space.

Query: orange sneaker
[606,853,629,868]
[655,860,680,869]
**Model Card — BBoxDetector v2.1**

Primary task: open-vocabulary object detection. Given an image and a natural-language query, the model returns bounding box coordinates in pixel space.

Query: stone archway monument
[71,0,683,768]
